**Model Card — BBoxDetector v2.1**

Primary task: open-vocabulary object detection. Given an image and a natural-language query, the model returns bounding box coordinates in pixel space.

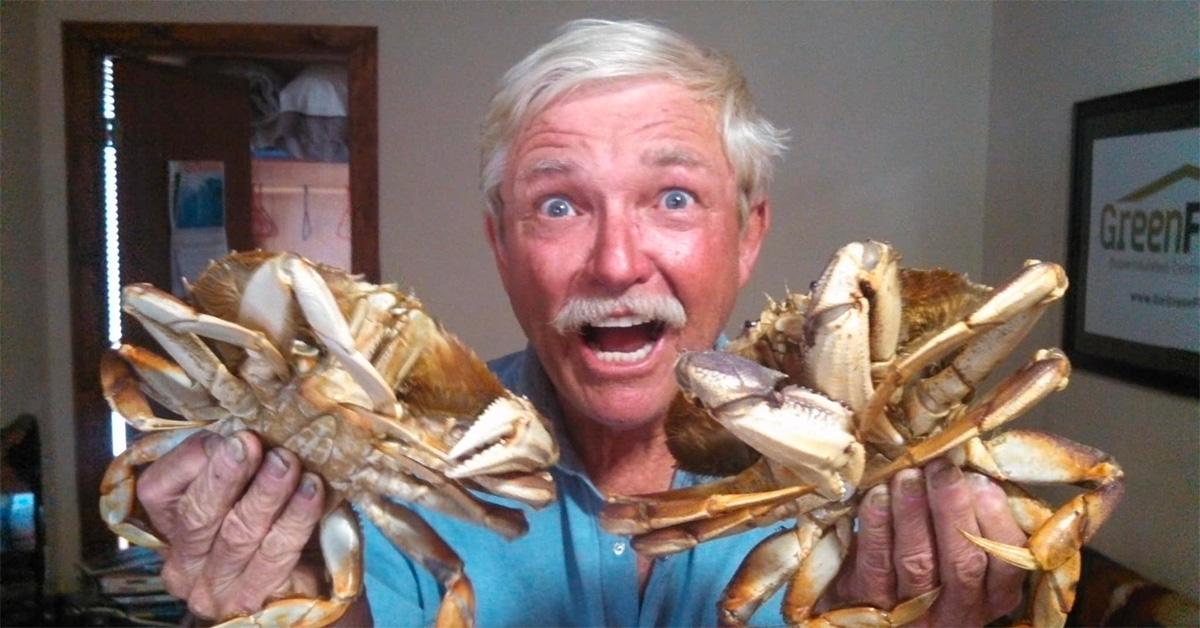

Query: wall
[984,1,1200,596]
[4,1,993,592]
[1,6,49,433]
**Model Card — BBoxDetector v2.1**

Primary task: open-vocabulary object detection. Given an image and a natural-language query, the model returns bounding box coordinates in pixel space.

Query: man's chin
[534,327,690,427]
[558,377,678,431]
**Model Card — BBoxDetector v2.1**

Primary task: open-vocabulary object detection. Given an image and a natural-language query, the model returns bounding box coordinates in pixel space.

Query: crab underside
[100,251,559,628]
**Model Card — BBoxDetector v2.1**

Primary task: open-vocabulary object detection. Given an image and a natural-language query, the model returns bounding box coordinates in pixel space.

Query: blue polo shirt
[361,348,788,626]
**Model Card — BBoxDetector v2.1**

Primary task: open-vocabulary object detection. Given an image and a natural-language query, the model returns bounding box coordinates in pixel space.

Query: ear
[737,199,770,289]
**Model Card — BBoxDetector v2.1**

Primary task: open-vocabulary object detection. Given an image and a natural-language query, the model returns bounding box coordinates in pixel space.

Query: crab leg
[124,284,290,388]
[360,454,529,540]
[779,516,853,626]
[718,515,826,625]
[860,260,1067,445]
[602,459,818,536]
[216,504,363,628]
[902,304,1047,437]
[102,350,214,430]
[632,494,823,558]
[861,348,1071,487]
[764,513,941,628]
[1028,551,1082,628]
[128,316,257,418]
[99,427,203,549]
[966,479,1079,628]
[959,429,1124,572]
[802,589,941,628]
[356,493,476,628]
[463,471,556,509]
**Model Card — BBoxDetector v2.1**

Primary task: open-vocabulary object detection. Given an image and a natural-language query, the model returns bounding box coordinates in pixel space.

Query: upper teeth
[591,315,652,328]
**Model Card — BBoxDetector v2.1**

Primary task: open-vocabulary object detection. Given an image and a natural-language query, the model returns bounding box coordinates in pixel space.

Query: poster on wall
[1065,79,1199,396]
[167,160,229,297]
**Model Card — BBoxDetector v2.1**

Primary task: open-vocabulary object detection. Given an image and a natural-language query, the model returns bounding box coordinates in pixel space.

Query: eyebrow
[515,158,576,184]
[642,146,710,170]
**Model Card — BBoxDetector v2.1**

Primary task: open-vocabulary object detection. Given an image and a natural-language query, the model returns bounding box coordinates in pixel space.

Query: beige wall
[2,0,1191,601]
[1,6,49,426]
[984,1,1200,596]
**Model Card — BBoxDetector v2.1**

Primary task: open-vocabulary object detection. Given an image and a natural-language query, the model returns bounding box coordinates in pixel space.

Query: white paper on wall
[168,160,229,296]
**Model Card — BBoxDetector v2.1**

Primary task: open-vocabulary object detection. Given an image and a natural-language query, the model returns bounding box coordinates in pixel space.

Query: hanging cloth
[250,184,279,240]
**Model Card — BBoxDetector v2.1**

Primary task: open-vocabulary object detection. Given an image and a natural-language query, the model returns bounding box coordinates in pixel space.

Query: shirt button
[612,541,626,556]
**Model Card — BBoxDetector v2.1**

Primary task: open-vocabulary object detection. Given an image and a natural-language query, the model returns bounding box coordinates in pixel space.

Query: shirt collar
[513,346,591,482]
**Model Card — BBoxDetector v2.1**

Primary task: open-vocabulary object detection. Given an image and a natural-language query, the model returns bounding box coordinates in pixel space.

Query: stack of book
[79,546,185,625]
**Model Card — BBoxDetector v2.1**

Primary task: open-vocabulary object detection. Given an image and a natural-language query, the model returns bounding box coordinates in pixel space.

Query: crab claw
[676,351,787,411]
[445,395,558,478]
[676,352,866,501]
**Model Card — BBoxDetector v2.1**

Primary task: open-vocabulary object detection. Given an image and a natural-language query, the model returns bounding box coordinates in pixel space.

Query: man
[137,19,1026,626]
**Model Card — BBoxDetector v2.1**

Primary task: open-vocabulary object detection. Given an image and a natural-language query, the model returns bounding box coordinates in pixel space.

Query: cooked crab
[100,251,559,628]
[601,241,1123,627]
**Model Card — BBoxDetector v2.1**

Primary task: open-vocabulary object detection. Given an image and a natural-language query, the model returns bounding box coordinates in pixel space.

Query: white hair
[481,19,788,221]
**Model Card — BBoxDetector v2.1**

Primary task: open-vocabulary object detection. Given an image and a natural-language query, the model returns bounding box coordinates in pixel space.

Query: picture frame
[1064,78,1199,397]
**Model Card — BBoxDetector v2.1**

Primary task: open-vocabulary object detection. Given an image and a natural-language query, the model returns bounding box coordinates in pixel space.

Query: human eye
[659,188,695,211]
[538,196,578,218]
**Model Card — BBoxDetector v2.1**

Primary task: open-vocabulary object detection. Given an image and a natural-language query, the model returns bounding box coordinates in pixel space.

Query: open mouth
[581,315,667,363]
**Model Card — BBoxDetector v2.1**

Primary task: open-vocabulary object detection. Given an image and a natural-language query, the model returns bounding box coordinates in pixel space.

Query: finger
[138,431,222,535]
[849,484,897,609]
[162,432,263,596]
[889,467,938,602]
[967,473,1027,619]
[232,472,326,612]
[925,458,988,627]
[203,448,304,588]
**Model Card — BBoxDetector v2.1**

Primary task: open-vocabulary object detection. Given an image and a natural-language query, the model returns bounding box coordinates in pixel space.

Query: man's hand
[832,458,1027,626]
[137,430,327,621]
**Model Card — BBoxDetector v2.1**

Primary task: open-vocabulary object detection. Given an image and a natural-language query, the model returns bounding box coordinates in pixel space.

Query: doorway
[62,22,378,557]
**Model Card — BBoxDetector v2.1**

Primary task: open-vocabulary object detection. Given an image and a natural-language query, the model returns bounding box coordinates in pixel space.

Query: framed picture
[1064,79,1199,397]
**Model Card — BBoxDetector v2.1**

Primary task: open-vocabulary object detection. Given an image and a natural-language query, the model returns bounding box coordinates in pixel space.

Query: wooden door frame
[62,21,378,557]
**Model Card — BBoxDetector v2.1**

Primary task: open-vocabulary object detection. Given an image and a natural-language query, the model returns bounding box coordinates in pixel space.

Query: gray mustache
[551,293,687,334]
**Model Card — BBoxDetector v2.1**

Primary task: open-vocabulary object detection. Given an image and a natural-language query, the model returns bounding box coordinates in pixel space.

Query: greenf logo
[1098,164,1200,254]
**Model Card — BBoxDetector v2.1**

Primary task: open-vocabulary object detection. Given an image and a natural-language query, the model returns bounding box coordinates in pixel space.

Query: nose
[587,207,653,293]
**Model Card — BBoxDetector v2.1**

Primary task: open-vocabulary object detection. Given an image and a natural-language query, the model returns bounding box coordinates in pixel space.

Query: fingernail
[869,486,890,509]
[299,473,319,499]
[929,461,962,489]
[223,436,246,463]
[966,472,992,489]
[265,450,290,478]
[898,469,924,496]
[202,432,223,457]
